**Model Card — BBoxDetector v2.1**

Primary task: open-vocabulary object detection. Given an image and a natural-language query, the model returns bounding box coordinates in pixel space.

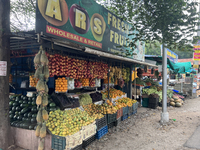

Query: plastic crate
[117,108,123,119]
[122,106,128,115]
[121,114,128,121]
[142,98,149,107]
[148,102,158,109]
[51,92,73,110]
[128,105,133,114]
[148,97,159,104]
[129,110,137,116]
[69,97,80,108]
[71,144,82,150]
[106,113,117,124]
[96,125,108,139]
[96,115,107,131]
[108,121,115,129]
[51,134,66,150]
[115,117,121,126]
[82,134,96,149]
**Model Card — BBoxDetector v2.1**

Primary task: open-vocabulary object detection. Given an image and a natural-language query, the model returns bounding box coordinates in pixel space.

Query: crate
[128,105,133,114]
[142,98,149,107]
[51,92,73,110]
[96,125,108,139]
[71,144,82,150]
[96,115,107,131]
[82,122,96,140]
[51,134,66,150]
[148,97,159,104]
[115,117,121,126]
[121,114,128,121]
[106,113,117,124]
[108,121,115,129]
[122,106,128,115]
[82,134,96,149]
[129,110,137,116]
[148,102,158,109]
[117,108,123,119]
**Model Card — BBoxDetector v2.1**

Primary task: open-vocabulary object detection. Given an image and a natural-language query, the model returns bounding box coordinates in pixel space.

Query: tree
[145,41,161,56]
[10,0,36,31]
[0,0,13,149]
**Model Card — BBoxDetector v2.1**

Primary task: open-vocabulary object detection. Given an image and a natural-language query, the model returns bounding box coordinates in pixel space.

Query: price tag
[27,92,33,97]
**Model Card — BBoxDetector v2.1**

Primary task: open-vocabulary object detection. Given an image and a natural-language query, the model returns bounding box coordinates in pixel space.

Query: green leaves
[106,0,199,50]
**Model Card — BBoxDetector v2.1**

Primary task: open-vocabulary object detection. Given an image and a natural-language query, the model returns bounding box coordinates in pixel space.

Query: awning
[85,47,158,67]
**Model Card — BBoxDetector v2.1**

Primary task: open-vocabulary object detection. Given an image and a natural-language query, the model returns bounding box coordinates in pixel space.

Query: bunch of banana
[122,68,127,81]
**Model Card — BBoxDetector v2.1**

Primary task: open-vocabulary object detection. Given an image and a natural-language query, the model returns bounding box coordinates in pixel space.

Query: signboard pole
[161,44,169,124]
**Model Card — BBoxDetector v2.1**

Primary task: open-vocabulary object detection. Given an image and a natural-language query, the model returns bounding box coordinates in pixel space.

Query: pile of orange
[55,77,68,92]
[101,88,125,99]
[29,75,38,87]
[81,78,89,87]
[103,77,111,84]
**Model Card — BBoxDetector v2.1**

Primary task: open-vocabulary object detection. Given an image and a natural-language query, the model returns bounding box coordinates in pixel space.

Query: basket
[122,106,128,115]
[96,115,107,131]
[106,113,117,124]
[148,103,158,109]
[51,92,73,110]
[121,114,128,121]
[51,134,66,150]
[96,125,108,139]
[117,108,123,119]
[82,134,96,149]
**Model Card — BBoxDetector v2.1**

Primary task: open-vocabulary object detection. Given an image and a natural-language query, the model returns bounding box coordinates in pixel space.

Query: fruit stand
[8,0,159,149]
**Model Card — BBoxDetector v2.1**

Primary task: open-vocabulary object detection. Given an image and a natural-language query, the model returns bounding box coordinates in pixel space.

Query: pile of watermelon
[9,94,58,130]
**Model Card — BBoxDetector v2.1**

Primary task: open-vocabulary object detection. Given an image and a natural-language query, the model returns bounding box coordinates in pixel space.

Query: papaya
[170,98,174,102]
[34,49,41,65]
[35,124,42,137]
[44,65,49,80]
[42,95,48,107]
[36,108,43,123]
[175,102,182,107]
[36,80,45,91]
[40,123,46,138]
[44,83,49,93]
[40,50,48,66]
[42,109,48,121]
[170,102,175,106]
[38,138,44,150]
[36,95,42,106]
[34,67,43,79]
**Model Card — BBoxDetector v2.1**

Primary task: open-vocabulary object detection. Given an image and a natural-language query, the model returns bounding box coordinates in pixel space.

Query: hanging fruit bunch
[115,67,122,79]
[122,68,127,81]
[125,67,130,83]
[29,74,39,87]
[109,66,115,83]
[34,46,49,150]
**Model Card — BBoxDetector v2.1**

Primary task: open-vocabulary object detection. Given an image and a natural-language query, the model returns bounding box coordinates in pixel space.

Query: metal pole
[108,64,110,99]
[129,65,132,99]
[161,44,169,124]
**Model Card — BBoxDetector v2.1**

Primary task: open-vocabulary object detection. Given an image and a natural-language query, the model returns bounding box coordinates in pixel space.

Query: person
[114,78,124,91]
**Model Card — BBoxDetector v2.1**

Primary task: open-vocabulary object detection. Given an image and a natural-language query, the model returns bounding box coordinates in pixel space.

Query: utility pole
[0,0,13,149]
[161,44,169,124]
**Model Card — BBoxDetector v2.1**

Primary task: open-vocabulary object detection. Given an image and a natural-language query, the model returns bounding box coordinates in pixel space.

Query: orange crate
[117,108,123,119]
